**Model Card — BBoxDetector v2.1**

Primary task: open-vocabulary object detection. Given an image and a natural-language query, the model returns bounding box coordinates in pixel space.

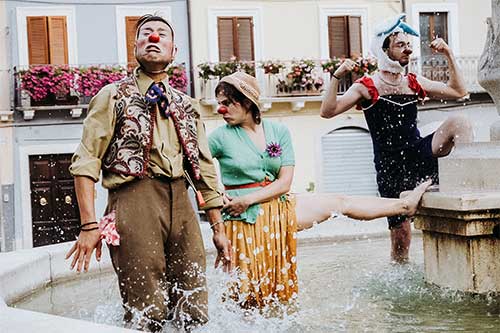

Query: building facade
[1,0,192,251]
[189,0,494,199]
[1,0,496,251]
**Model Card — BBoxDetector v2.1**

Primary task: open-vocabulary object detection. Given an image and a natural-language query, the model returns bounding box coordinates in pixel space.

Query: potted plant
[213,57,256,78]
[352,56,378,77]
[321,58,342,77]
[18,65,77,106]
[276,59,323,95]
[197,62,216,82]
[76,65,127,103]
[261,60,285,75]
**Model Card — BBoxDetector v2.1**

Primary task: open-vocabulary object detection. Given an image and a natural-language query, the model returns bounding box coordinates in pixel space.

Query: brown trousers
[107,177,208,332]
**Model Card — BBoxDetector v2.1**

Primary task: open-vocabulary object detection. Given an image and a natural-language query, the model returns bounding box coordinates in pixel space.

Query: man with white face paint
[320,14,473,263]
[66,14,232,331]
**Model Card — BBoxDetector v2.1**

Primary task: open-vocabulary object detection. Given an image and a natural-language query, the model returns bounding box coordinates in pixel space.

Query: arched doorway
[320,127,378,196]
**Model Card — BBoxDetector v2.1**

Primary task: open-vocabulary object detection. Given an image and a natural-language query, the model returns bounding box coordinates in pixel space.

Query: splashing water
[13,236,500,332]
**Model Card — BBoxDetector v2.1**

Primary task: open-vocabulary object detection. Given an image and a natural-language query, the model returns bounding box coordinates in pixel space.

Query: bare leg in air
[295,180,432,231]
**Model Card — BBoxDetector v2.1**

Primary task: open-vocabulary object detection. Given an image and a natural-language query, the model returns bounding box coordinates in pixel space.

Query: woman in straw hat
[208,71,430,310]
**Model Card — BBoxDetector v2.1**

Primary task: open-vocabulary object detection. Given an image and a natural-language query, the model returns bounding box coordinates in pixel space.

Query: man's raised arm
[320,59,368,118]
[418,38,468,100]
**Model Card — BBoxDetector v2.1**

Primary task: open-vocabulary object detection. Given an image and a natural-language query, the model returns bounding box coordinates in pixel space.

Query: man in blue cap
[320,14,473,263]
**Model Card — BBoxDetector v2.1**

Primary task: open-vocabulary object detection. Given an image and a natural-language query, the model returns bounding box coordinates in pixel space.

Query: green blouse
[209,119,295,224]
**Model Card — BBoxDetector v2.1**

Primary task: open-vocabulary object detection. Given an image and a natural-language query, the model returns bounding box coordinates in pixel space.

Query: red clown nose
[217,106,228,115]
[148,34,160,43]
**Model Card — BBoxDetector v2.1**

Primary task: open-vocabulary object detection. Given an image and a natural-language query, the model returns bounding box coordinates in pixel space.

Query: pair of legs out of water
[293,180,432,231]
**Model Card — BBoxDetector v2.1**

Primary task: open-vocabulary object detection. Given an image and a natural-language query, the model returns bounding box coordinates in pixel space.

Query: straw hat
[219,71,261,111]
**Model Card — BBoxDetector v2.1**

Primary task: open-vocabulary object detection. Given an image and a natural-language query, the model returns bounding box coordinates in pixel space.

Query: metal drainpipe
[186,0,195,97]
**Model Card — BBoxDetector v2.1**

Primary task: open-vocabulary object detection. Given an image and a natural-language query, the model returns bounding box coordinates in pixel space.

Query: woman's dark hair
[215,81,261,124]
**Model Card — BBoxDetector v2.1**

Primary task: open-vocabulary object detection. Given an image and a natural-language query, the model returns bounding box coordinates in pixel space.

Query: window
[27,16,68,65]
[328,16,362,59]
[217,17,254,61]
[125,16,140,67]
[419,12,449,81]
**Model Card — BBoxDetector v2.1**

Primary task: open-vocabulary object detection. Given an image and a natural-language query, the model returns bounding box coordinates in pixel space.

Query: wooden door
[30,154,80,247]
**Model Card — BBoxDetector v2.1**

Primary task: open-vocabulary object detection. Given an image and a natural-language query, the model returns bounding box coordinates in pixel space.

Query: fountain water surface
[11,236,500,332]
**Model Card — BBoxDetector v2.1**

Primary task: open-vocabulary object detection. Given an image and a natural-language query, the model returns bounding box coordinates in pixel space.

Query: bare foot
[402,179,432,216]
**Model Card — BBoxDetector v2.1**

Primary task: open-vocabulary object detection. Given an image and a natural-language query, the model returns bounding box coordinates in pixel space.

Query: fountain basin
[0,219,392,332]
[8,231,500,332]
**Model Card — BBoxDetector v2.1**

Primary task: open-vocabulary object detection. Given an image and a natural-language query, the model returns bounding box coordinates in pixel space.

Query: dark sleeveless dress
[357,74,438,229]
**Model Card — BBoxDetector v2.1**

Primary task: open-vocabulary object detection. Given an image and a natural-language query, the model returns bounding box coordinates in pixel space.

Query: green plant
[214,58,255,78]
[197,58,256,80]
[197,62,216,81]
[321,57,378,77]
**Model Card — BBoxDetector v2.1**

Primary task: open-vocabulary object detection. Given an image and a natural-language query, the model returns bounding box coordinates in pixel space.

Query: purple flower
[266,142,282,158]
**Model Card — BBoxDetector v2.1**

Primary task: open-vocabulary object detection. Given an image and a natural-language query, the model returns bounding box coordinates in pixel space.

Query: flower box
[17,63,189,108]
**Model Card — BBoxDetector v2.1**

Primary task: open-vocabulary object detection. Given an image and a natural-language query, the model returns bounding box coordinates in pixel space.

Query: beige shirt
[70,68,223,210]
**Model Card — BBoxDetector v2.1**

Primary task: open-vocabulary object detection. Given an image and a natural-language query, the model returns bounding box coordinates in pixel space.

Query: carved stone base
[415,207,500,293]
[438,143,500,192]
[491,119,500,141]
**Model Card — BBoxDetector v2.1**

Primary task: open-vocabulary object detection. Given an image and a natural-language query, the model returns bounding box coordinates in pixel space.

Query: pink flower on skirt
[98,211,120,246]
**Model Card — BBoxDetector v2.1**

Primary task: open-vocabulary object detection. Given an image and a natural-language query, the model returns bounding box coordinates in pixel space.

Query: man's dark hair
[135,14,174,40]
[215,81,261,124]
[382,32,400,51]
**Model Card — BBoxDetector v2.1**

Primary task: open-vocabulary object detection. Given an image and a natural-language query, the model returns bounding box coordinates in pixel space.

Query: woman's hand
[222,192,233,206]
[223,196,251,216]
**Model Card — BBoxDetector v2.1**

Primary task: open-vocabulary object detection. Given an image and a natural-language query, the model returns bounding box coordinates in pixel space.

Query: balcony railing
[195,59,362,112]
[198,56,484,112]
[409,56,484,93]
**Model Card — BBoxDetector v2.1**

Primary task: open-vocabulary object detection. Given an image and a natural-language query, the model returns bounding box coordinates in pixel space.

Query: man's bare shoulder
[349,76,372,100]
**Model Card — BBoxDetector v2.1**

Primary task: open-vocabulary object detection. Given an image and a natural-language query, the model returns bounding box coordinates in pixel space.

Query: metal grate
[321,127,378,196]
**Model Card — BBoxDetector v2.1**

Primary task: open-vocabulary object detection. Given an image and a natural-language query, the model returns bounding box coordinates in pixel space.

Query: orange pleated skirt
[224,195,298,310]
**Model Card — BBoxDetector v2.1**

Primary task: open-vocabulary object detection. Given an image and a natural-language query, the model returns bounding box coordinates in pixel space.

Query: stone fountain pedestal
[414,0,500,294]
[414,143,500,293]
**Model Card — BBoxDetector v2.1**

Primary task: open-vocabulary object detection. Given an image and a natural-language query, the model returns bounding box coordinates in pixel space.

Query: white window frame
[16,6,78,66]
[410,3,460,58]
[115,6,172,66]
[318,5,369,59]
[207,7,263,62]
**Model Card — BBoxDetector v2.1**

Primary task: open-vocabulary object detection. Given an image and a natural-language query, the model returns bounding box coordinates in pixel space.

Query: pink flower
[266,142,282,158]
[98,210,120,246]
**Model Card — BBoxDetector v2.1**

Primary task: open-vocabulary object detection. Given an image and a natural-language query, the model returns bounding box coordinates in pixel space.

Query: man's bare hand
[430,37,451,55]
[334,59,358,78]
[213,231,233,272]
[65,229,102,272]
